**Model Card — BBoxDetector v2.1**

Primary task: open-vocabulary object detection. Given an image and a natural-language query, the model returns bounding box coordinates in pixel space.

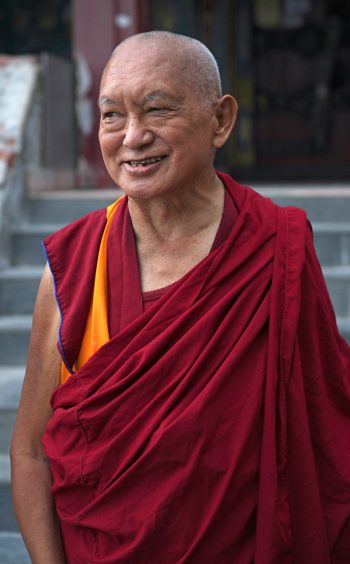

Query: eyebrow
[98,90,183,107]
[144,90,179,103]
[98,96,115,107]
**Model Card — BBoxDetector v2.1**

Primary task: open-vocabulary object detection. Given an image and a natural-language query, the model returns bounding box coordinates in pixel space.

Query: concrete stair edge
[0,455,10,484]
[0,367,25,409]
[9,223,64,234]
[0,531,30,564]
[0,267,43,279]
[322,266,350,277]
[28,188,122,199]
[0,316,32,330]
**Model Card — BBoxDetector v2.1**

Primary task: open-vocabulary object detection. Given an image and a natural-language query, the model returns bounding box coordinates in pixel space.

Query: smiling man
[11,31,350,563]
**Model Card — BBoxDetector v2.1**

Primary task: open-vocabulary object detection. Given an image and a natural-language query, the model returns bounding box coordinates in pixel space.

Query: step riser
[0,333,29,366]
[264,195,350,222]
[27,197,116,223]
[0,485,19,532]
[342,330,350,344]
[0,411,16,456]
[10,234,49,266]
[0,533,30,563]
[0,278,40,315]
[324,279,350,317]
[314,233,350,266]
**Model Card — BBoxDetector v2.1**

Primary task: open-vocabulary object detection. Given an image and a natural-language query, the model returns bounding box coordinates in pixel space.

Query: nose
[123,116,154,149]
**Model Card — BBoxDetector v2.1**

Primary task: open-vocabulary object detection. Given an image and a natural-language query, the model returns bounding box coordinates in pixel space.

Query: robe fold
[42,172,350,563]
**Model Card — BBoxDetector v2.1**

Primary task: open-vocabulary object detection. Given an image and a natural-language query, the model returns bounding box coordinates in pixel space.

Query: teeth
[128,157,163,166]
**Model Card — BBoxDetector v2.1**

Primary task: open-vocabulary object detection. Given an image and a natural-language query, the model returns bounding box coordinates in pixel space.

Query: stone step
[335,317,350,343]
[0,532,29,563]
[0,454,10,483]
[0,317,31,366]
[323,266,350,318]
[26,189,121,223]
[0,369,26,539]
[255,184,350,222]
[0,267,42,315]
[9,224,63,266]
[0,372,23,533]
[0,455,18,533]
[0,367,24,455]
[313,223,350,266]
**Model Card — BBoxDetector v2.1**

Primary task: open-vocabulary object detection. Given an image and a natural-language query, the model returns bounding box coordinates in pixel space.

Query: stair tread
[29,188,121,199]
[312,222,350,232]
[0,455,10,484]
[255,184,350,197]
[322,265,350,276]
[0,367,25,409]
[337,317,350,329]
[0,316,32,330]
[0,532,25,539]
[0,531,30,563]
[0,267,43,278]
[9,223,64,234]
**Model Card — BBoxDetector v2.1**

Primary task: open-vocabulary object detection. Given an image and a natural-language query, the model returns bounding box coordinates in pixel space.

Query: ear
[212,95,238,149]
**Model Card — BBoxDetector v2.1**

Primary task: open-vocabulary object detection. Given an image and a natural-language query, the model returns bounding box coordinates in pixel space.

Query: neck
[128,172,225,245]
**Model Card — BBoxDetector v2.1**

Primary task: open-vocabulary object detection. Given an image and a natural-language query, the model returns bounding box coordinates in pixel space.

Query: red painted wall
[72,0,148,187]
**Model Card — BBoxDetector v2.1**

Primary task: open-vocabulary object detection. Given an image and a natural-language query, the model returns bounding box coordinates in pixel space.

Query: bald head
[98,30,238,197]
[104,31,222,111]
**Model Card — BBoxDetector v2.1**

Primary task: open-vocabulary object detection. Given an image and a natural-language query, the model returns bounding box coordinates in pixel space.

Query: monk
[11,31,350,563]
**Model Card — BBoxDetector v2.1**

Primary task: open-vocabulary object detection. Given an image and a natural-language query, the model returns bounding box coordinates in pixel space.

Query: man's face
[98,40,219,199]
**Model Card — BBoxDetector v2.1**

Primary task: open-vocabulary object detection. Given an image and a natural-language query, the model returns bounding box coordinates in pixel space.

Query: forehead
[99,41,191,101]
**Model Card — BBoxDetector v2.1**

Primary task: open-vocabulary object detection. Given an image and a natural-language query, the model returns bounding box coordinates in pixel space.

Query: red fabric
[142,284,175,310]
[43,207,108,373]
[42,173,350,563]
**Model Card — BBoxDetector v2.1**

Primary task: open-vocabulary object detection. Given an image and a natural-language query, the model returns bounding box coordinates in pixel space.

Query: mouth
[123,155,166,168]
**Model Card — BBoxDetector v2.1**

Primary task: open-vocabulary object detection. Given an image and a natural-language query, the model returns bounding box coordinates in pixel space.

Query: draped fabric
[42,173,350,563]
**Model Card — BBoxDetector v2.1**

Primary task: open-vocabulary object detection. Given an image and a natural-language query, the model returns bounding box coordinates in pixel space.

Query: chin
[119,183,163,201]
[116,176,169,200]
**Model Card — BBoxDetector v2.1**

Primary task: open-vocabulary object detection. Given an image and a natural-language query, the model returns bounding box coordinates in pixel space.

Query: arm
[10,263,67,563]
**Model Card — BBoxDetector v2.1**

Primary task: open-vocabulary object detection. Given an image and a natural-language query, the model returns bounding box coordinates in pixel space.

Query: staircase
[0,184,350,562]
[257,185,350,341]
[0,190,118,563]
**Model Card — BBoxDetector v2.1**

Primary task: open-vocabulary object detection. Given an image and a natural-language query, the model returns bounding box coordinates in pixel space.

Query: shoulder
[43,206,108,256]
[217,170,309,240]
[41,206,115,285]
[39,205,113,373]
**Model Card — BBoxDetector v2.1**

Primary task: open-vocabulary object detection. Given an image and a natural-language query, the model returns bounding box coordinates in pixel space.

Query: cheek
[99,132,121,160]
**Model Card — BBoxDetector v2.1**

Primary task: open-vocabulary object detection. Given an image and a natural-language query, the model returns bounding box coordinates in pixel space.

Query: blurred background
[0,1,350,562]
[1,0,350,187]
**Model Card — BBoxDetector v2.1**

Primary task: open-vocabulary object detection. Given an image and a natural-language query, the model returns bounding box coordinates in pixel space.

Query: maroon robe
[42,172,350,563]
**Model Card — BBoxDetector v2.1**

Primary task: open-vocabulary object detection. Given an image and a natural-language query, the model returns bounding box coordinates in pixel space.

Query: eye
[147,107,169,114]
[102,111,124,120]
